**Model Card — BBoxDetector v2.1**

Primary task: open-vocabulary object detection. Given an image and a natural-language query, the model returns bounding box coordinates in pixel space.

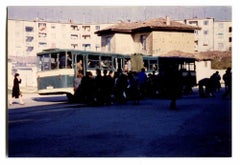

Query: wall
[114,33,135,54]
[151,31,195,55]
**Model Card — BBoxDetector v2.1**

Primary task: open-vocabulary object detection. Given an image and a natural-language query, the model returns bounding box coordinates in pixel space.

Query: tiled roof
[96,17,201,35]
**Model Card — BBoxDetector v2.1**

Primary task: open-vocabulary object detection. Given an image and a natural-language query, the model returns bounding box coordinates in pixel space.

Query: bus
[36,48,196,100]
[36,48,127,99]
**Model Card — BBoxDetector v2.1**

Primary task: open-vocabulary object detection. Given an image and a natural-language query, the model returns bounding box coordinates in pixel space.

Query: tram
[36,48,196,100]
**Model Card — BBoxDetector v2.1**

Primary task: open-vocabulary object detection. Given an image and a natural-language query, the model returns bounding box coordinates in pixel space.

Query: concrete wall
[114,33,135,54]
[152,31,195,55]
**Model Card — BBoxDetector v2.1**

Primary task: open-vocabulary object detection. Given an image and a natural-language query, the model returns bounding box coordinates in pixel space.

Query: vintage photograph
[6,5,232,158]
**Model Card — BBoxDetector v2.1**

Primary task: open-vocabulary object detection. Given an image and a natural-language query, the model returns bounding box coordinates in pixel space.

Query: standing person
[74,71,83,92]
[9,73,24,105]
[137,68,147,98]
[222,67,231,99]
[95,69,104,105]
[115,68,128,104]
[73,71,84,102]
[165,64,182,110]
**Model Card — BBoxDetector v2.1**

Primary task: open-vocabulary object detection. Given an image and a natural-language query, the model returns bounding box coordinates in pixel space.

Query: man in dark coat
[164,64,182,110]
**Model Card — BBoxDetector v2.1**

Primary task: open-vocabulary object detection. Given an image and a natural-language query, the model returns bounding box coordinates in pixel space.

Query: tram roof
[37,48,129,57]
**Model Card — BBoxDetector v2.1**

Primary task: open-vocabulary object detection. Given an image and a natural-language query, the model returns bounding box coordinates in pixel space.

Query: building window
[229,27,232,33]
[218,43,224,50]
[26,36,34,42]
[106,36,111,51]
[71,25,79,31]
[188,21,198,26]
[82,25,91,31]
[194,40,198,45]
[39,42,47,48]
[51,24,56,29]
[70,34,78,40]
[229,37,232,43]
[203,30,208,35]
[71,44,78,49]
[204,20,209,25]
[95,25,100,30]
[25,26,34,32]
[38,23,46,32]
[140,35,147,50]
[39,33,47,38]
[26,46,34,52]
[82,35,91,39]
[218,33,224,39]
[82,44,91,50]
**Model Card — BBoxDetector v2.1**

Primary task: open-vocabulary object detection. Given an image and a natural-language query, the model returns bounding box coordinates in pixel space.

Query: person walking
[9,73,24,105]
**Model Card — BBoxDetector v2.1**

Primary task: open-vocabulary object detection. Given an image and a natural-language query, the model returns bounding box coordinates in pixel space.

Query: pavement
[7,88,231,157]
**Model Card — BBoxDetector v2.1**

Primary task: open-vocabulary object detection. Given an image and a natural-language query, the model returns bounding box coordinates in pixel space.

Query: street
[7,89,231,157]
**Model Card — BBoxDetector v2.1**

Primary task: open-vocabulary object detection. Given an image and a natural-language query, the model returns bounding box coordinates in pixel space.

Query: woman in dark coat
[9,73,24,105]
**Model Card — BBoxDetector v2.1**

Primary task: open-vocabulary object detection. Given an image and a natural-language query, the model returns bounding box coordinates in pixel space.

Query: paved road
[7,90,231,157]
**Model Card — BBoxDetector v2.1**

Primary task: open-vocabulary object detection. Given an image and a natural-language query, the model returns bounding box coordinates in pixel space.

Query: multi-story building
[181,18,232,52]
[7,18,113,59]
[95,17,200,56]
[213,21,232,51]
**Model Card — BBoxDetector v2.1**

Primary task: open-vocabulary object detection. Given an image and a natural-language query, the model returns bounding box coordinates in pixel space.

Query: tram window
[150,60,157,71]
[42,54,51,71]
[113,57,123,70]
[188,63,195,71]
[59,52,72,69]
[143,60,149,70]
[50,53,58,70]
[101,56,112,69]
[88,55,100,69]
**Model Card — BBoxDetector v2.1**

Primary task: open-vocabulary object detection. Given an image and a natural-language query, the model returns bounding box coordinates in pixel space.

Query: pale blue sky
[7,6,231,24]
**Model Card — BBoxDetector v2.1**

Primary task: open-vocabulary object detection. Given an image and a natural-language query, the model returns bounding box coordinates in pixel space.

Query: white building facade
[8,19,113,58]
[181,18,232,52]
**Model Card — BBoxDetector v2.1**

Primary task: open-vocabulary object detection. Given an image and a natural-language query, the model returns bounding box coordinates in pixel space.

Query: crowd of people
[72,66,184,109]
[198,67,231,99]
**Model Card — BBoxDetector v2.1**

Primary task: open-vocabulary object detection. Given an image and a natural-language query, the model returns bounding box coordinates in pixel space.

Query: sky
[7,6,231,24]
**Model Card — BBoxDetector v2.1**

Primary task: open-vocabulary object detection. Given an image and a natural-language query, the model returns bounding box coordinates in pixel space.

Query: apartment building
[7,19,113,59]
[7,19,113,88]
[95,17,200,56]
[181,18,232,52]
[214,21,232,51]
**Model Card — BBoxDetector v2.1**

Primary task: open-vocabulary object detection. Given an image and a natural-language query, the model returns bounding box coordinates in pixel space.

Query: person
[222,67,231,99]
[9,73,24,105]
[198,78,211,98]
[60,54,72,68]
[127,71,140,105]
[137,68,147,98]
[210,71,221,93]
[164,64,182,110]
[74,71,83,92]
[76,59,83,73]
[115,68,128,104]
